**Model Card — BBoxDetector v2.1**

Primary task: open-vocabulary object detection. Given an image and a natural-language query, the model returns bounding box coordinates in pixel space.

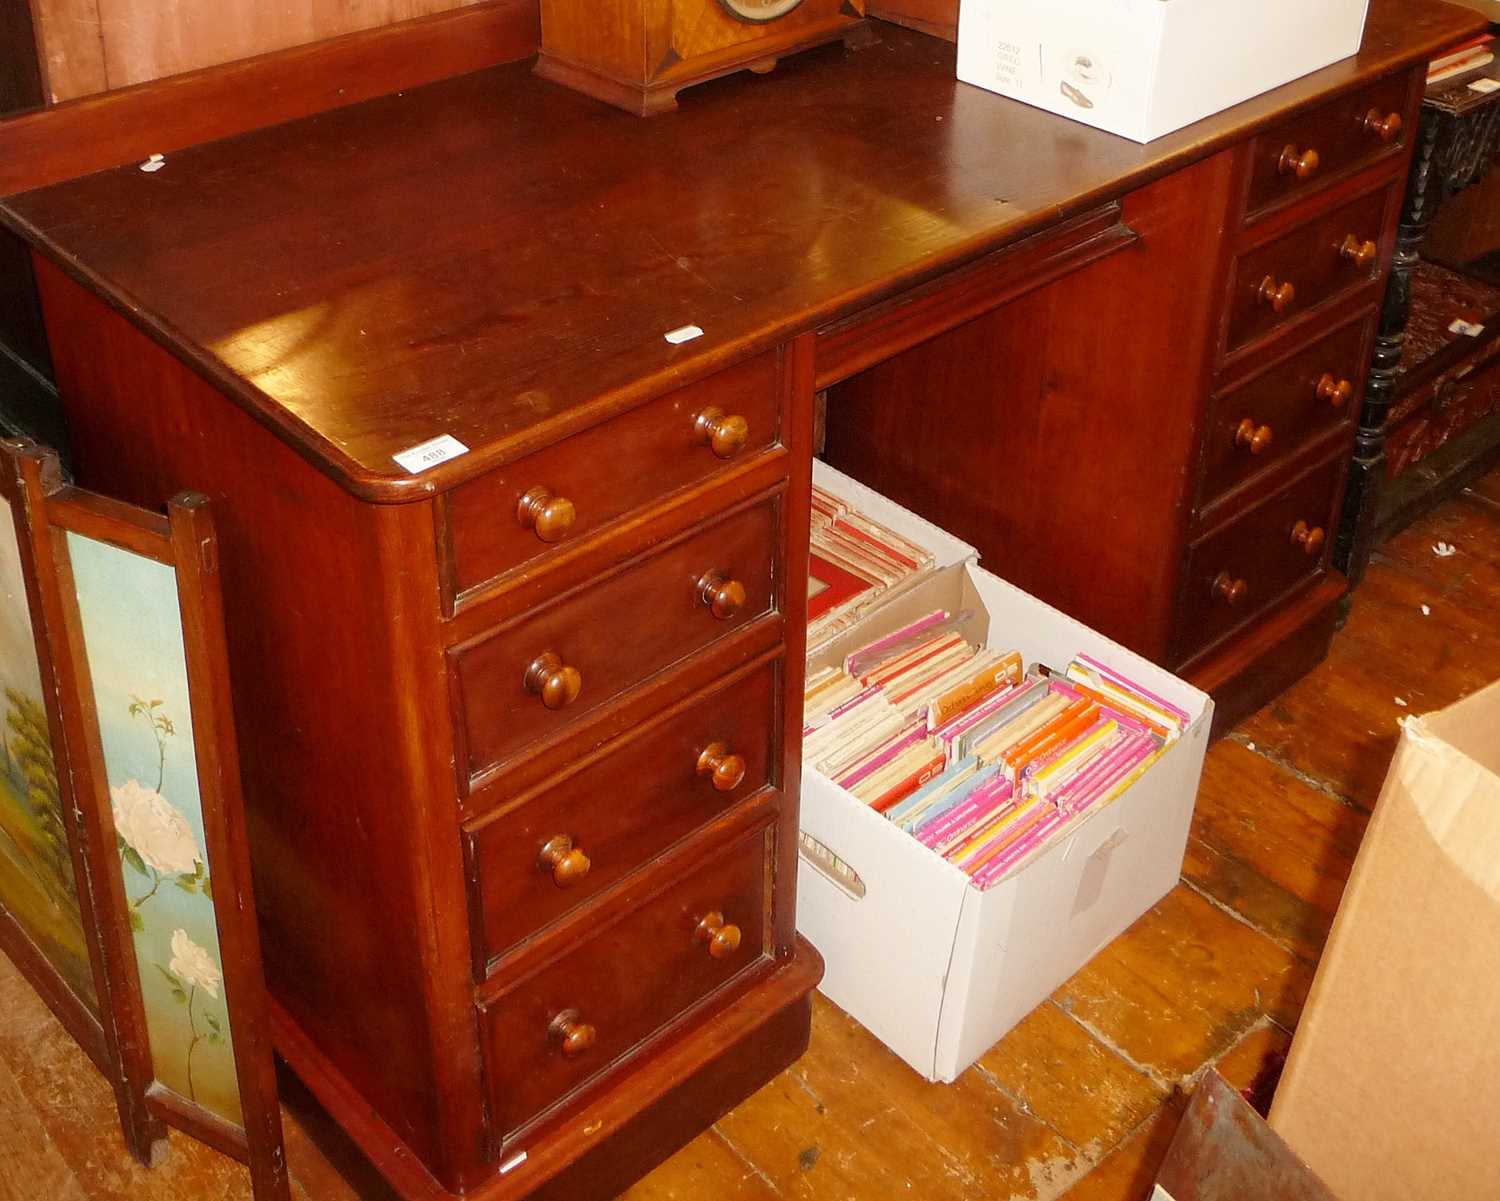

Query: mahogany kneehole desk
[0,7,1478,1199]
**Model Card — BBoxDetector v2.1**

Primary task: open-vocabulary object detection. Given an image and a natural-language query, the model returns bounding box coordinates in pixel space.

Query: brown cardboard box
[1268,679,1500,1201]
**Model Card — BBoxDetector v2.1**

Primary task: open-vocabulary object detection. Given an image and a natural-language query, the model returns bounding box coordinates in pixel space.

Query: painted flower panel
[68,532,242,1127]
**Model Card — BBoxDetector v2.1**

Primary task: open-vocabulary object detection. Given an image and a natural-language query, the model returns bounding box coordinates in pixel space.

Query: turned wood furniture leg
[1338,77,1500,583]
[1337,111,1443,584]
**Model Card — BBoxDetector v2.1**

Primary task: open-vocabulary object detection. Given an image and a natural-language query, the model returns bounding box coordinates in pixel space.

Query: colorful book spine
[915,777,1015,849]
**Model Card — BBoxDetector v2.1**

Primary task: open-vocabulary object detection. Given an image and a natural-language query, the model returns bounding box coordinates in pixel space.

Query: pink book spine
[843,610,951,674]
[827,684,884,722]
[1056,733,1155,814]
[1071,741,1160,814]
[1046,678,1085,704]
[953,801,1054,871]
[1086,699,1155,740]
[932,681,1028,744]
[916,777,1014,849]
[1051,733,1146,812]
[836,723,928,789]
[970,811,1069,888]
[1075,653,1190,725]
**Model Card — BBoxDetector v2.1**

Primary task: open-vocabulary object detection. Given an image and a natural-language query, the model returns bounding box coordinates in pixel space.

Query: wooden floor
[4,466,1500,1201]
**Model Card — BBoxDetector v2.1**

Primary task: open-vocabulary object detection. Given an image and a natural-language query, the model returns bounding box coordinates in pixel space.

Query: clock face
[716,0,805,23]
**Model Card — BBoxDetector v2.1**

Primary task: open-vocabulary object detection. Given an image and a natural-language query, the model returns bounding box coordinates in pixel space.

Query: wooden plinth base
[534,22,872,116]
[1186,574,1349,738]
[272,938,823,1201]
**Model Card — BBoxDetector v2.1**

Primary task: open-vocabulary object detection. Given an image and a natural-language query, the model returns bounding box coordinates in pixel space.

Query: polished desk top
[0,2,1480,502]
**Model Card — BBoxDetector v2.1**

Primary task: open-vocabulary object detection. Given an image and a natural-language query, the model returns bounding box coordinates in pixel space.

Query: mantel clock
[535,0,870,115]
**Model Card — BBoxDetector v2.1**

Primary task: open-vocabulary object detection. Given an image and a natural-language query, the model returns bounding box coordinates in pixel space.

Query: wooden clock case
[535,0,869,115]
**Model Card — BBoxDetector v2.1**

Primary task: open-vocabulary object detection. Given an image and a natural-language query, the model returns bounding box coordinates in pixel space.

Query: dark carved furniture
[0,3,1481,1199]
[1338,50,1500,582]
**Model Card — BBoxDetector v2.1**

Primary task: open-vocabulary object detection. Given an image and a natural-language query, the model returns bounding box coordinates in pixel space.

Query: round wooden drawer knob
[1234,419,1274,456]
[524,652,582,709]
[694,407,750,459]
[1278,144,1321,180]
[1211,571,1247,606]
[698,571,747,620]
[695,910,742,960]
[549,1009,597,1059]
[1362,108,1403,143]
[1291,520,1326,557]
[1257,276,1296,313]
[516,485,576,544]
[1340,234,1378,272]
[538,835,591,887]
[697,742,747,792]
[1316,373,1354,407]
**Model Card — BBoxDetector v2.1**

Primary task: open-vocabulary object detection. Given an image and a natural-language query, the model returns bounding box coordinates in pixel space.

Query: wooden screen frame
[4,439,289,1201]
[0,436,157,1149]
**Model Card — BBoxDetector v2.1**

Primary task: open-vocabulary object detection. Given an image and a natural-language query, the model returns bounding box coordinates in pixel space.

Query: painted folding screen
[0,444,108,1065]
[0,440,288,1201]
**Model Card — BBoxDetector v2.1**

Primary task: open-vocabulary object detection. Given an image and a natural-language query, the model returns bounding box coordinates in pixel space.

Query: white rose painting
[66,532,242,1126]
[113,778,199,875]
[161,929,227,1100]
[111,771,207,924]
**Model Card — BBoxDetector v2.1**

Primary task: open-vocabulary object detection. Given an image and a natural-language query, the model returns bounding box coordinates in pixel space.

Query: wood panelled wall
[29,0,484,103]
[0,0,44,114]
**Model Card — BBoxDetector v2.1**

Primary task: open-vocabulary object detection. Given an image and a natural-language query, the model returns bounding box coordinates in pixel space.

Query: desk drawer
[1243,72,1411,221]
[1199,314,1372,512]
[464,658,779,969]
[452,497,779,785]
[477,823,771,1142]
[443,351,781,610]
[1225,187,1390,355]
[1175,454,1345,665]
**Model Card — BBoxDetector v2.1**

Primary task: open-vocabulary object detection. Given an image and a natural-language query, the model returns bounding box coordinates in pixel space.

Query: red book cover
[807,552,876,622]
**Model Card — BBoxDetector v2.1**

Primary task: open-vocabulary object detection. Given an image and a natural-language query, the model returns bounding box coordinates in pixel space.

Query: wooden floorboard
[3,464,1498,1201]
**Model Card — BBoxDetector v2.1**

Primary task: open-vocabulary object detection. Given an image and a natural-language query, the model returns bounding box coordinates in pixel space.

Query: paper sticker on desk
[1469,77,1500,94]
[664,324,704,345]
[393,434,470,473]
[1449,318,1486,337]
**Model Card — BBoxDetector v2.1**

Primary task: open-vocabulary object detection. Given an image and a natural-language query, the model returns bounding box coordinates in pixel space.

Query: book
[808,552,879,623]
[806,486,939,646]
[1429,49,1495,84]
[804,594,1192,893]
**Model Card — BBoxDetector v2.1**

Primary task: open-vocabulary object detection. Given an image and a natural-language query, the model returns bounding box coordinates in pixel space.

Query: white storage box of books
[956,0,1370,143]
[796,469,1212,1082]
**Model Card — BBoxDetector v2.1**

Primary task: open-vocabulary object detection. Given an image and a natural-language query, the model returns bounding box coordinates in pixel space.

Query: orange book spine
[868,750,948,814]
[1066,681,1174,740]
[927,651,1024,729]
[1003,700,1097,778]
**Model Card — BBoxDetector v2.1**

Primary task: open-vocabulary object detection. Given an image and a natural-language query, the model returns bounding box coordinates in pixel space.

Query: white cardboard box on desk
[796,469,1212,1082]
[956,0,1371,143]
